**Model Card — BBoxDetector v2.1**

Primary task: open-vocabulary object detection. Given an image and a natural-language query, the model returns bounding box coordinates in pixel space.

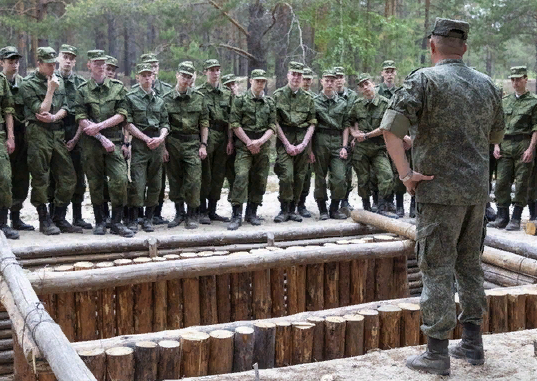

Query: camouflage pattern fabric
[132,78,173,97]
[375,82,397,100]
[0,132,12,209]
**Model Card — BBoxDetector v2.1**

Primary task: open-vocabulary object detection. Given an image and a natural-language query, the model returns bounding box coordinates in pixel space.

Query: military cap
[203,59,221,71]
[59,44,78,57]
[105,56,119,68]
[429,17,469,40]
[177,61,196,76]
[382,60,396,70]
[250,69,267,80]
[87,50,106,61]
[288,61,304,74]
[508,66,527,79]
[322,69,337,78]
[0,46,22,60]
[333,66,345,76]
[303,68,314,79]
[357,73,371,85]
[136,63,153,74]
[140,53,158,63]
[222,74,236,85]
[37,47,57,63]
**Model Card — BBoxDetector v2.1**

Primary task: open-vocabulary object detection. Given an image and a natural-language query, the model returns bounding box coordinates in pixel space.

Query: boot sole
[406,363,450,376]
[12,225,35,231]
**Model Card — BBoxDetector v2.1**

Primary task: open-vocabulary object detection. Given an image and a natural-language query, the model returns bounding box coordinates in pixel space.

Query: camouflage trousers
[527,154,537,203]
[0,131,12,209]
[494,138,533,207]
[226,150,236,203]
[416,202,487,340]
[344,145,354,198]
[312,132,346,201]
[48,143,86,205]
[201,129,228,203]
[128,138,164,208]
[9,126,29,211]
[229,139,270,205]
[81,135,128,208]
[166,136,201,208]
[274,129,309,203]
[300,164,313,200]
[351,143,393,199]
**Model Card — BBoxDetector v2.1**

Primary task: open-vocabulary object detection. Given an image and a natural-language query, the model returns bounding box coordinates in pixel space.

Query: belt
[244,130,266,140]
[169,132,199,142]
[504,134,531,142]
[101,130,123,141]
[316,128,341,137]
[142,129,161,138]
[44,122,63,131]
[210,120,227,132]
[280,124,303,134]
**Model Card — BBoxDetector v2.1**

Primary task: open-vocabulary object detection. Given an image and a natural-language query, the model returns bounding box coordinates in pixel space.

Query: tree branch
[207,0,249,37]
[201,43,258,60]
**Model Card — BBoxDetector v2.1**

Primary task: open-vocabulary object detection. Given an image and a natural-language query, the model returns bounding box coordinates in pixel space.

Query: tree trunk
[107,15,117,60]
[247,0,268,72]
[123,20,133,84]
[420,0,430,65]
[274,5,291,89]
[485,47,492,77]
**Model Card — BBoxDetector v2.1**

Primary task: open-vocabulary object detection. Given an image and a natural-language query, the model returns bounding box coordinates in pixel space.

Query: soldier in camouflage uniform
[227,69,275,230]
[381,18,505,375]
[0,46,33,231]
[349,73,397,218]
[273,61,317,222]
[0,65,18,239]
[163,61,209,229]
[74,50,133,237]
[489,66,537,230]
[105,56,119,79]
[222,73,240,201]
[375,60,398,99]
[22,47,81,235]
[528,153,537,221]
[125,63,169,233]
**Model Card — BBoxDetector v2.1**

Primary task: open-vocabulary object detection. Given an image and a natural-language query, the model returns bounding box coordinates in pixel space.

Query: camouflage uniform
[375,82,397,99]
[222,73,238,202]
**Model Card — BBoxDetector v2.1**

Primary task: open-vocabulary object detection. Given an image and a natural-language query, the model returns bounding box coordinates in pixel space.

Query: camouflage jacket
[349,93,389,146]
[55,70,86,116]
[196,82,232,125]
[6,74,24,125]
[229,90,276,134]
[273,85,317,129]
[337,87,358,106]
[375,82,397,100]
[0,73,14,125]
[313,92,350,132]
[162,87,209,135]
[132,78,173,97]
[126,86,169,134]
[502,91,537,136]
[380,59,505,205]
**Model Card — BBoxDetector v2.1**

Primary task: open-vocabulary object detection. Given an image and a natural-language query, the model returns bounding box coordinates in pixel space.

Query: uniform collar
[205,81,222,93]
[247,88,266,102]
[337,87,348,97]
[56,70,74,82]
[88,77,111,91]
[435,58,465,67]
[137,85,154,99]
[319,91,338,102]
[285,85,302,96]
[35,70,49,82]
[174,86,193,99]
[365,92,380,106]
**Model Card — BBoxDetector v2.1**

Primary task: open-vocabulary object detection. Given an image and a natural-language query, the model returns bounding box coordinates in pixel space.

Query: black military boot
[53,205,83,233]
[152,202,169,225]
[227,204,243,231]
[386,193,397,213]
[288,202,303,222]
[93,204,107,235]
[126,207,138,233]
[396,192,405,218]
[110,207,134,237]
[37,204,60,236]
[48,203,55,218]
[505,205,523,231]
[317,200,329,220]
[168,203,186,228]
[485,202,497,222]
[329,200,347,219]
[142,206,155,232]
[529,201,537,221]
[10,210,34,231]
[137,207,144,224]
[409,196,416,218]
[198,200,211,225]
[488,206,509,228]
[371,191,379,212]
[297,194,312,218]
[185,206,198,229]
[449,322,484,365]
[72,203,92,229]
[406,337,450,376]
[274,201,290,223]
[377,198,399,219]
[103,202,112,228]
[244,203,262,226]
[362,198,372,212]
[340,188,354,212]
[208,199,230,222]
[0,208,19,239]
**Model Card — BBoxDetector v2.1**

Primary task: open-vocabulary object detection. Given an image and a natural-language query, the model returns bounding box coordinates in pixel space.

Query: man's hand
[100,137,115,153]
[339,147,347,160]
[226,140,234,155]
[403,171,434,196]
[47,74,60,92]
[199,145,207,160]
[493,144,502,160]
[296,142,308,154]
[147,137,164,150]
[308,151,316,164]
[121,144,131,160]
[35,112,55,124]
[247,139,262,155]
[351,138,356,148]
[84,122,102,136]
[403,135,412,150]
[163,148,169,163]
[285,143,298,156]
[65,139,77,151]
[355,132,367,142]
[522,147,534,163]
[5,137,15,154]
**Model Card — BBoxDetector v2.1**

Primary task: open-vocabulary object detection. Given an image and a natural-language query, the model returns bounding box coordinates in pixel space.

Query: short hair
[431,35,465,56]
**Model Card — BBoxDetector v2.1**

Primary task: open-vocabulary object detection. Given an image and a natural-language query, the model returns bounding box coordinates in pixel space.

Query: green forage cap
[59,44,78,56]
[288,61,304,74]
[0,46,22,60]
[429,17,469,40]
[37,47,57,63]
[357,73,371,85]
[203,59,220,71]
[303,68,314,79]
[322,69,337,78]
[136,62,153,74]
[87,50,106,61]
[177,61,195,76]
[105,55,119,67]
[333,66,345,76]
[382,60,396,69]
[508,66,527,79]
[250,69,267,80]
[140,53,158,63]
[221,74,236,85]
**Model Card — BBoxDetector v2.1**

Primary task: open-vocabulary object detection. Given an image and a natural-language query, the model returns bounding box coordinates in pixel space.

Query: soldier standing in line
[163,62,209,229]
[73,50,133,237]
[221,73,240,203]
[273,61,317,222]
[125,63,168,233]
[312,69,349,220]
[105,56,119,79]
[227,69,275,230]
[197,59,232,224]
[0,46,33,231]
[375,60,398,99]
[489,66,537,230]
[22,47,81,235]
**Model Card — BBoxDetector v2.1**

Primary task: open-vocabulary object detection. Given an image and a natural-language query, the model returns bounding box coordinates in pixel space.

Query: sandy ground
[184,329,537,381]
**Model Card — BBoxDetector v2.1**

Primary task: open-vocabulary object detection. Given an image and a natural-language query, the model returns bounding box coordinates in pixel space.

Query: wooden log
[324,262,339,310]
[54,264,76,342]
[151,258,167,332]
[78,349,106,381]
[378,305,402,350]
[323,316,346,360]
[291,322,314,365]
[393,255,410,298]
[230,270,251,321]
[507,291,527,331]
[13,332,36,381]
[216,274,231,324]
[253,322,276,369]
[482,263,534,287]
[488,290,508,333]
[208,330,234,375]
[361,309,380,352]
[343,314,364,357]
[350,259,368,305]
[0,339,12,351]
[252,269,271,319]
[37,372,56,381]
[526,289,537,329]
[398,303,420,347]
[167,278,183,330]
[270,268,285,318]
[351,210,416,240]
[134,341,158,381]
[181,331,210,377]
[365,259,376,302]
[95,262,116,339]
[114,259,134,336]
[105,347,135,381]
[233,327,254,372]
[200,275,218,326]
[306,316,324,362]
[525,221,537,235]
[74,262,98,342]
[407,272,422,282]
[482,293,490,334]
[157,340,181,379]
[286,265,306,315]
[338,261,351,307]
[484,232,537,260]
[132,258,153,334]
[306,264,324,311]
[375,258,394,301]
[274,321,291,368]
[182,278,201,328]
[482,246,537,278]
[38,268,56,322]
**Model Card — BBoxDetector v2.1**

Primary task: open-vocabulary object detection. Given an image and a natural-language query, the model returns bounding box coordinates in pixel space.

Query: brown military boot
[449,322,484,365]
[406,337,450,376]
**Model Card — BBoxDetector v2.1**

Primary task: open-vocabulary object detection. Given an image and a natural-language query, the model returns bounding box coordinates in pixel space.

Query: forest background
[0,0,535,92]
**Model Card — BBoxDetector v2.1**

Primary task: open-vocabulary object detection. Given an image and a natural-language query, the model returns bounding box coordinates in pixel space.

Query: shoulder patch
[77,81,89,90]
[110,78,124,85]
[193,90,204,97]
[405,67,423,79]
[378,95,389,104]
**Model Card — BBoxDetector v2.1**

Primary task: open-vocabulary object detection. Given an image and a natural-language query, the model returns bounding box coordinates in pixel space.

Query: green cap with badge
[357,73,371,85]
[136,63,153,74]
[105,56,119,68]
[250,69,267,80]
[140,53,158,63]
[59,44,78,57]
[203,59,220,71]
[333,66,345,76]
[382,60,396,70]
[87,50,106,61]
[0,46,22,60]
[428,17,469,40]
[303,68,314,79]
[37,47,57,63]
[288,61,304,74]
[177,61,196,76]
[322,69,337,78]
[222,74,236,85]
[508,66,527,79]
